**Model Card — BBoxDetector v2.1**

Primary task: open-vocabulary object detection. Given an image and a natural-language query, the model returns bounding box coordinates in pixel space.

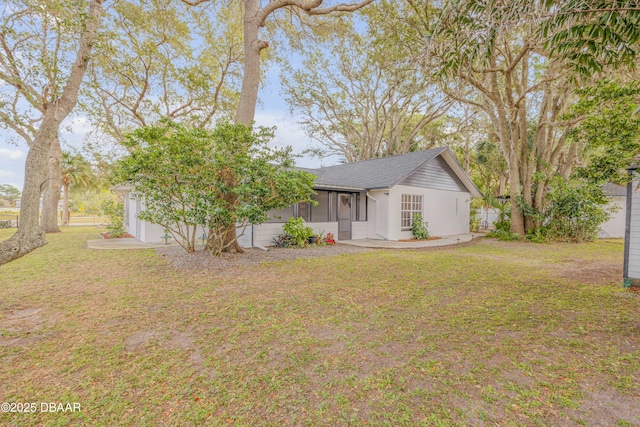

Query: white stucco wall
[599,197,626,238]
[124,193,138,238]
[141,222,165,243]
[253,223,284,247]
[253,221,341,247]
[351,221,369,240]
[628,177,640,281]
[310,222,340,241]
[365,195,377,239]
[388,185,471,240]
[237,225,252,248]
[369,190,389,240]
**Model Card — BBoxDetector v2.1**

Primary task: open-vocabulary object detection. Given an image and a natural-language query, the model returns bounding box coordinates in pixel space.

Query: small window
[401,194,423,230]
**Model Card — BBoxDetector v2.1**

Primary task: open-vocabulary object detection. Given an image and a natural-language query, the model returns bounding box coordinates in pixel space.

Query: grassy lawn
[0,227,638,426]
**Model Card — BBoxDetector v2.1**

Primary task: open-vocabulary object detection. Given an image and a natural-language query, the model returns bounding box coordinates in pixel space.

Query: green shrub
[101,199,125,238]
[526,229,547,243]
[282,217,314,247]
[494,219,511,232]
[411,213,430,240]
[538,180,611,242]
[469,208,481,232]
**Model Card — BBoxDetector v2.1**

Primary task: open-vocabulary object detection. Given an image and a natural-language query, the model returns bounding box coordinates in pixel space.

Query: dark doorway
[338,194,352,240]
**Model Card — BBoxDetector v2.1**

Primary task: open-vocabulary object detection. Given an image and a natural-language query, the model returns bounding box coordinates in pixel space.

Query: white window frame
[401,194,423,230]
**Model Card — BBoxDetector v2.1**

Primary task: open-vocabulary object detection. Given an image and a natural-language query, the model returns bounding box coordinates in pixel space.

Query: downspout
[623,164,638,287]
[366,191,388,240]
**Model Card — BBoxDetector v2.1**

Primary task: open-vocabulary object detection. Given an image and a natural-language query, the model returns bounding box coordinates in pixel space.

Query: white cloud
[0,148,26,162]
[0,170,16,178]
[60,116,94,136]
[253,112,332,169]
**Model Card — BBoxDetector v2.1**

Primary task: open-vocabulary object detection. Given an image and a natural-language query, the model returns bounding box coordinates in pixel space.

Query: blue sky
[0,61,328,192]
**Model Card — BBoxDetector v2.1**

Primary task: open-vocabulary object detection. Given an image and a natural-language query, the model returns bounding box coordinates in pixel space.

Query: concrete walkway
[87,233,481,250]
[86,238,177,250]
[338,233,479,249]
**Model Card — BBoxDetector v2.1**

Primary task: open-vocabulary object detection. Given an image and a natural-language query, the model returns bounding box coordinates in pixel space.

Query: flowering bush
[324,232,336,245]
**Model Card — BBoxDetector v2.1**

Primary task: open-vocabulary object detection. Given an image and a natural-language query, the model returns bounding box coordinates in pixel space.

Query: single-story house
[624,165,639,287]
[119,147,482,246]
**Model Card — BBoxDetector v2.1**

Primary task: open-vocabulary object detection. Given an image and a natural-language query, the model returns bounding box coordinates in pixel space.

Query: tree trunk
[40,135,62,233]
[0,0,103,266]
[464,139,471,174]
[498,175,506,196]
[522,168,535,233]
[220,0,266,254]
[508,152,526,236]
[62,182,70,227]
[0,136,50,264]
[235,0,266,126]
[221,187,242,254]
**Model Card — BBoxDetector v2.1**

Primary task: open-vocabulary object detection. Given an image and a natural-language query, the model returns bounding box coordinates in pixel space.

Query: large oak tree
[282,4,452,162]
[0,0,104,264]
[426,0,585,235]
[83,0,243,140]
[181,0,375,253]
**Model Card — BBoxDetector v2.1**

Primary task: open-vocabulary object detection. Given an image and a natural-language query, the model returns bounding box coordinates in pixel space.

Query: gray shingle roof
[602,182,627,197]
[303,148,447,190]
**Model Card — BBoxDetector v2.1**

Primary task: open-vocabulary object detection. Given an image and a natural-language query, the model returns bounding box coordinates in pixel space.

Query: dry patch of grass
[0,228,638,426]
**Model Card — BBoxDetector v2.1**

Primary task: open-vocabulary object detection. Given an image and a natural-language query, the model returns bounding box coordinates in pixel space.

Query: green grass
[0,228,638,426]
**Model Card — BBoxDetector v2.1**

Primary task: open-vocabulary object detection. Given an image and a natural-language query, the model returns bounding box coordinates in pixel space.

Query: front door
[338,194,352,240]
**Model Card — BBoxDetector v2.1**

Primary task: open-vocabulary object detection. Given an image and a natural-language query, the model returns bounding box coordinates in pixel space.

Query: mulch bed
[156,244,371,272]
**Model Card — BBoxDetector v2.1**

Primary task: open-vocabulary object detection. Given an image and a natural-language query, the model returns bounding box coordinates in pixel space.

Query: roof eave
[313,184,365,192]
[438,148,483,198]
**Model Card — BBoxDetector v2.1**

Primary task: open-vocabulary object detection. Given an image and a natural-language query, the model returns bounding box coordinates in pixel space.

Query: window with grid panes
[401,194,423,230]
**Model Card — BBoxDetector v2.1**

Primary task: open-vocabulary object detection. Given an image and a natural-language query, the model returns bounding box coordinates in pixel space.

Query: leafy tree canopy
[0,184,20,203]
[564,80,640,185]
[542,0,640,76]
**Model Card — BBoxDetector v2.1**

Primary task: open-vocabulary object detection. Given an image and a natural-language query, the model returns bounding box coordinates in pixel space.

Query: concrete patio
[338,233,480,249]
